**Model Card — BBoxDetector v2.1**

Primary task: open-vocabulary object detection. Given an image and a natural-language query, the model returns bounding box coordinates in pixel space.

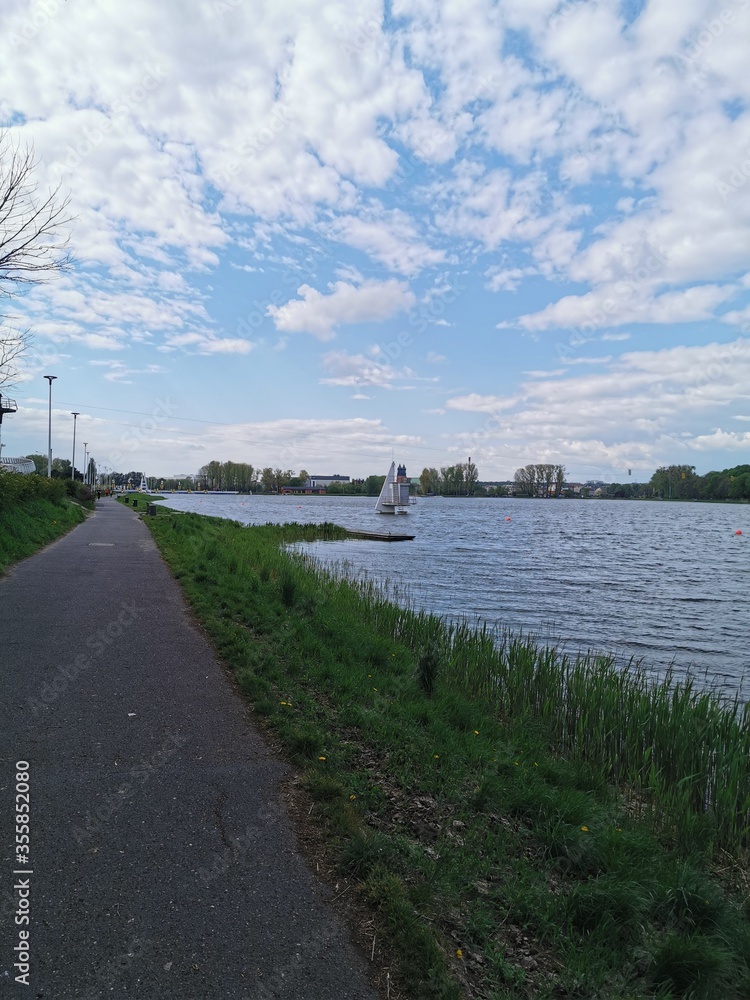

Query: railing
[0,457,35,475]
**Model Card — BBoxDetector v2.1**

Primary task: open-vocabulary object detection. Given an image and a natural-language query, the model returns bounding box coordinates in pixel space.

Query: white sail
[375,461,412,514]
[375,461,396,514]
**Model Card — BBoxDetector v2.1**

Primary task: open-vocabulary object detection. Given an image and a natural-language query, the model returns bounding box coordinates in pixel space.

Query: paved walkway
[0,499,377,999]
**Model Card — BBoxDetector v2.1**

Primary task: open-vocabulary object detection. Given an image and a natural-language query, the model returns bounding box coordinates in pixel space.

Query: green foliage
[140,509,750,999]
[0,472,87,572]
[0,470,66,509]
[416,642,440,696]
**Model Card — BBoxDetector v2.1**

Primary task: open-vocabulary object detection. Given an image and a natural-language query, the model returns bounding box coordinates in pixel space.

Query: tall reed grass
[294,547,749,858]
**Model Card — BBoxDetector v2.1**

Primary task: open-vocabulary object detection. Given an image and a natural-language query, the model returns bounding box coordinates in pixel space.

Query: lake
[154,493,749,700]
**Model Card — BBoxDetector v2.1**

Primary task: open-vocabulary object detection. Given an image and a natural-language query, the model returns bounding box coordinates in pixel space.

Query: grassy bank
[0,473,90,574]
[141,506,749,999]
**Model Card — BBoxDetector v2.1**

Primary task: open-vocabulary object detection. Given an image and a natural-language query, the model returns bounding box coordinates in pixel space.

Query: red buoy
[505,517,511,522]
[735,530,743,535]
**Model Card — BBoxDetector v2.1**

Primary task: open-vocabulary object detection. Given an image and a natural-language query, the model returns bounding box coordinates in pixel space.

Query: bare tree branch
[0,131,75,387]
[0,132,74,292]
[0,324,34,390]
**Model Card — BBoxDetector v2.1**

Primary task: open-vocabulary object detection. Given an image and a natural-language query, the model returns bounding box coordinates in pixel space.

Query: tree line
[608,464,750,502]
[419,460,479,496]
[512,463,566,497]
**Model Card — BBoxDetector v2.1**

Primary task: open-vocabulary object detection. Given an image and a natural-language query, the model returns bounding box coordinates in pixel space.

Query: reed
[343,565,750,856]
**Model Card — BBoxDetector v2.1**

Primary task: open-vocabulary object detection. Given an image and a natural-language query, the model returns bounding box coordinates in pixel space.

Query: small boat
[375,462,414,514]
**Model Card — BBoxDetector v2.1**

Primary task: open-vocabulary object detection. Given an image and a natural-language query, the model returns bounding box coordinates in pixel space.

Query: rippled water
[156,493,750,699]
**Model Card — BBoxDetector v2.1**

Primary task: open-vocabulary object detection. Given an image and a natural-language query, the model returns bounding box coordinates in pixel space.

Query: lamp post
[71,412,80,480]
[43,375,57,476]
[83,443,88,486]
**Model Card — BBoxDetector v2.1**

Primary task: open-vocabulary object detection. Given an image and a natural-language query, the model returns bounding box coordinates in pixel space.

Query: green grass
[0,472,88,573]
[144,509,750,999]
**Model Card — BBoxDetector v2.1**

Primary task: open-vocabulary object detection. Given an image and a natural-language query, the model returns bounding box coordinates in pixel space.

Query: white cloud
[267,279,416,339]
[511,283,738,332]
[320,349,437,389]
[446,393,518,414]
[327,206,446,276]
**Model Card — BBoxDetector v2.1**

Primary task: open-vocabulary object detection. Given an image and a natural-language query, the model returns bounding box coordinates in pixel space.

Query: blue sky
[2,0,749,481]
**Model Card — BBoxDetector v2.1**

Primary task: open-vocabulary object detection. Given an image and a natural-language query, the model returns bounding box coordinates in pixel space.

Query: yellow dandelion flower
[581,825,589,832]
[433,754,439,759]
[319,756,327,761]
[456,949,463,960]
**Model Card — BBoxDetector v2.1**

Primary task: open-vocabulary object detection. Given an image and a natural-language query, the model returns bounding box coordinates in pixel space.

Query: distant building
[307,474,350,488]
[279,484,327,495]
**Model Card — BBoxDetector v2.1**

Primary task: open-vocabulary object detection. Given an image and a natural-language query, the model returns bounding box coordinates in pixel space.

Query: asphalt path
[0,499,378,999]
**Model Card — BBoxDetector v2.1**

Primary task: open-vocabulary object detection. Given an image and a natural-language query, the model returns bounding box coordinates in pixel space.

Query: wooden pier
[343,529,415,542]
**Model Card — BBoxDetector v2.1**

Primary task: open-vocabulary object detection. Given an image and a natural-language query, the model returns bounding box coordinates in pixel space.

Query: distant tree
[555,464,565,496]
[513,463,565,496]
[513,464,537,497]
[650,465,698,499]
[51,457,71,478]
[26,453,47,474]
[260,467,275,492]
[465,459,479,496]
[440,464,464,496]
[419,467,437,495]
[364,474,386,496]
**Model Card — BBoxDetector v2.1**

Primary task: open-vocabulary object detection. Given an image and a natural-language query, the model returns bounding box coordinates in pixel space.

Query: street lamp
[83,443,88,486]
[43,375,57,476]
[71,412,80,480]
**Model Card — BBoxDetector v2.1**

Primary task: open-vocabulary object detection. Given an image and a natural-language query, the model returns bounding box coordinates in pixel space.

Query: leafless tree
[0,132,74,387]
[0,326,33,390]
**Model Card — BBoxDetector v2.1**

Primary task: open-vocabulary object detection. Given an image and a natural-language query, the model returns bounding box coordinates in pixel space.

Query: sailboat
[375,462,414,514]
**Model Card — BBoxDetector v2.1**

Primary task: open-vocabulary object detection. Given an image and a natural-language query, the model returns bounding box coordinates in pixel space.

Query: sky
[1,0,750,482]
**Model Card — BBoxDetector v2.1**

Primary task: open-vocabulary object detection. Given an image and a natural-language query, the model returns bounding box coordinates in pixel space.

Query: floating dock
[343,529,415,542]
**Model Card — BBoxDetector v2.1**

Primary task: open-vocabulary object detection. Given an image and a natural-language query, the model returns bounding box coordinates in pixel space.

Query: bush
[65,479,93,502]
[0,470,66,510]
